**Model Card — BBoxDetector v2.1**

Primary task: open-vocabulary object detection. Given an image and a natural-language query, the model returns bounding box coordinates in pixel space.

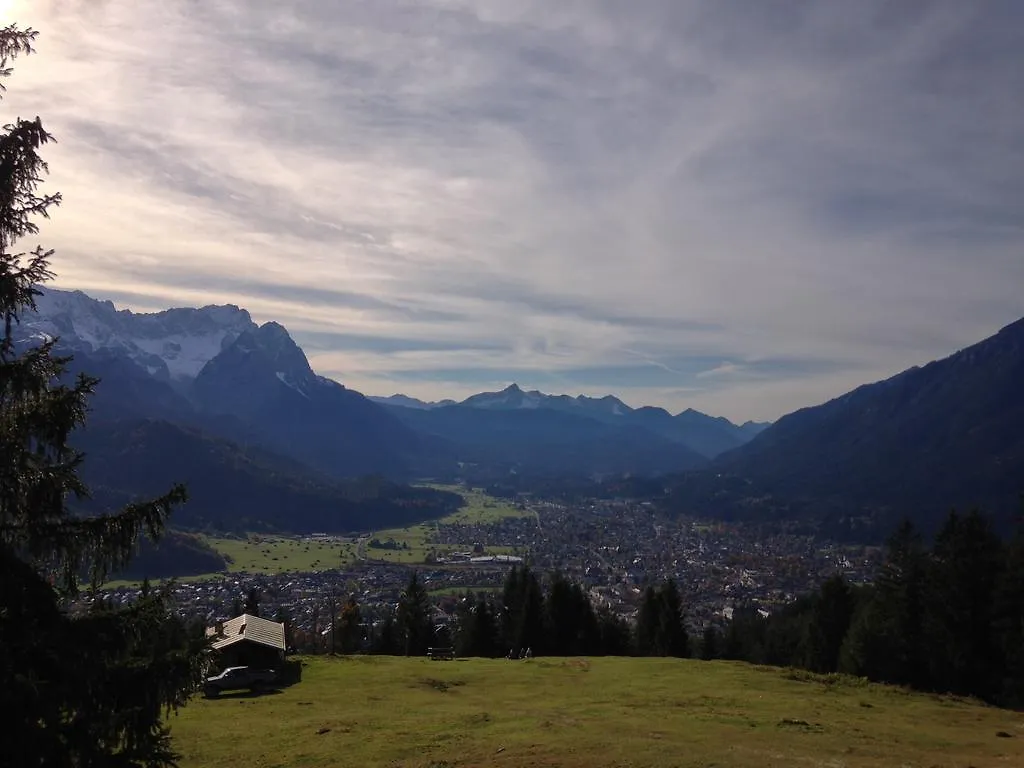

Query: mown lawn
[170,656,1024,767]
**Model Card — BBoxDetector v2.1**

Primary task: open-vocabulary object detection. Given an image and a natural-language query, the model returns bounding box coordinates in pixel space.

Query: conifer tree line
[713,510,1024,707]
[327,566,690,659]
[329,509,1024,708]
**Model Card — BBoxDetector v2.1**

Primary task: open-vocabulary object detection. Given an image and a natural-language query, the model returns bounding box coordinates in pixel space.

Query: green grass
[109,487,533,582]
[364,486,534,564]
[170,656,1024,767]
[426,485,534,524]
[207,535,357,574]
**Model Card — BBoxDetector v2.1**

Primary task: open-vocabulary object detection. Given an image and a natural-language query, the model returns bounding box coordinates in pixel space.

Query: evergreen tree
[501,564,545,655]
[376,612,401,655]
[839,519,928,686]
[656,579,690,658]
[572,580,601,655]
[546,571,581,655]
[274,607,293,651]
[595,605,632,656]
[500,564,523,653]
[244,586,261,617]
[803,575,855,673]
[0,25,207,766]
[396,571,431,656]
[992,513,1024,705]
[456,591,499,658]
[925,510,1004,697]
[337,593,362,653]
[701,625,720,660]
[545,572,599,656]
[635,579,690,657]
[519,566,547,654]
[634,585,659,656]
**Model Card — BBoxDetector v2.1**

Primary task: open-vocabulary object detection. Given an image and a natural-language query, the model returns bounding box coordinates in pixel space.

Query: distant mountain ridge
[714,314,1024,529]
[22,287,1023,539]
[373,383,769,459]
[21,288,733,529]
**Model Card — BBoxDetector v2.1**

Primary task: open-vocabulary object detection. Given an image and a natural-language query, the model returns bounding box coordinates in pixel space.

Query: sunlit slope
[171,656,1024,767]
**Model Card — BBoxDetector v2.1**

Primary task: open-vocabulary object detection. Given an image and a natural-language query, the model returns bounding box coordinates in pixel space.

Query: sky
[3,0,1023,422]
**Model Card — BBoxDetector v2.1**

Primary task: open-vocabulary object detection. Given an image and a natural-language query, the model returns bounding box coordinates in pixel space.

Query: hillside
[387,403,708,475]
[25,288,750,492]
[716,316,1024,529]
[114,530,228,580]
[73,419,461,534]
[171,656,1024,767]
[24,288,419,481]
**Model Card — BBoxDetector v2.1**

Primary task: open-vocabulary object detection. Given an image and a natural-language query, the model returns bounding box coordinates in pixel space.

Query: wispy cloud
[5,0,1024,420]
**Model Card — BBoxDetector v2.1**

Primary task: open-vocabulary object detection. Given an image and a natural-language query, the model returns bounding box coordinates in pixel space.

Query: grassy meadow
[211,485,533,570]
[206,535,359,574]
[105,486,533,586]
[361,485,534,565]
[170,655,1024,768]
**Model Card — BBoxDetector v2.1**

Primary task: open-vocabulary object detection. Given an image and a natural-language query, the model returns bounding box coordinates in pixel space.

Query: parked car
[203,666,278,697]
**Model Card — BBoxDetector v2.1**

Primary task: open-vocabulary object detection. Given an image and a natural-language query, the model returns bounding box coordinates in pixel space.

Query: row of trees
[313,509,1024,709]
[318,566,691,660]
[716,511,1024,707]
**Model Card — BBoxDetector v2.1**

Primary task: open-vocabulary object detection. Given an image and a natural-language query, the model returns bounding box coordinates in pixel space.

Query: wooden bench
[427,647,454,660]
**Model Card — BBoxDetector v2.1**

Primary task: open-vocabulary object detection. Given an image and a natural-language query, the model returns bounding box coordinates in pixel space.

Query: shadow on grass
[204,659,303,700]
[206,688,284,700]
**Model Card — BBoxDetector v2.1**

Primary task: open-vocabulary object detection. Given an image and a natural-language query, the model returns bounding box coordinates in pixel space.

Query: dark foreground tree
[635,579,690,657]
[396,571,432,655]
[0,26,207,766]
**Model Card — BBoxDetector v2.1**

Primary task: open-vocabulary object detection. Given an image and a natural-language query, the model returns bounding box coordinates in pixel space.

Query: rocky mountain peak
[24,287,257,383]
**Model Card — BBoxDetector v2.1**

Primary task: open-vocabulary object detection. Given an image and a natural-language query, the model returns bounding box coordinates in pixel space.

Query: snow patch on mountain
[23,288,256,383]
[131,333,238,379]
[276,370,310,399]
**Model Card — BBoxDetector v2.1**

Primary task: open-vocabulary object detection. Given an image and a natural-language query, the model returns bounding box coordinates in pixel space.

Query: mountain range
[20,288,762,531]
[371,386,768,459]
[21,287,1024,539]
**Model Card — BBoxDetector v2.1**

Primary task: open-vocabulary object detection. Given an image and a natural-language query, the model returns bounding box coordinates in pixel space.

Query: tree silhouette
[0,24,207,766]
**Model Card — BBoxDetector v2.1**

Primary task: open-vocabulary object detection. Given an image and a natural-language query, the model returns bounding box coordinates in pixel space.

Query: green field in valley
[188,485,533,573]
[360,485,534,565]
[105,486,533,586]
[427,485,534,524]
[170,655,1024,768]
[207,534,358,574]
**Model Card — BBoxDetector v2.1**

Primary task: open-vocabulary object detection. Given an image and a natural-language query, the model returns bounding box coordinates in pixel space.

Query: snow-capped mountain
[24,288,256,386]
[192,321,421,478]
[22,287,420,479]
[368,394,456,410]
[375,382,769,458]
[459,383,631,416]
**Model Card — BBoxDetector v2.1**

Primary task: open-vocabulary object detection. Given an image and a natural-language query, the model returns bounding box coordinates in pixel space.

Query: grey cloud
[108,267,466,324]
[14,0,1024,421]
[294,329,505,355]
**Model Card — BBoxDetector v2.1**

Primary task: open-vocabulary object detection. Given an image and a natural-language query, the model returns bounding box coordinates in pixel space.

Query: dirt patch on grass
[419,677,466,693]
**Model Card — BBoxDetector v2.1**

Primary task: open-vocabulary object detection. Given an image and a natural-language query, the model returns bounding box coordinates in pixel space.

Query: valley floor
[170,656,1023,767]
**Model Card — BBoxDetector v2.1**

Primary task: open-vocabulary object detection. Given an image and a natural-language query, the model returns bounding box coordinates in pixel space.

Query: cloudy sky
[4,1,1023,421]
